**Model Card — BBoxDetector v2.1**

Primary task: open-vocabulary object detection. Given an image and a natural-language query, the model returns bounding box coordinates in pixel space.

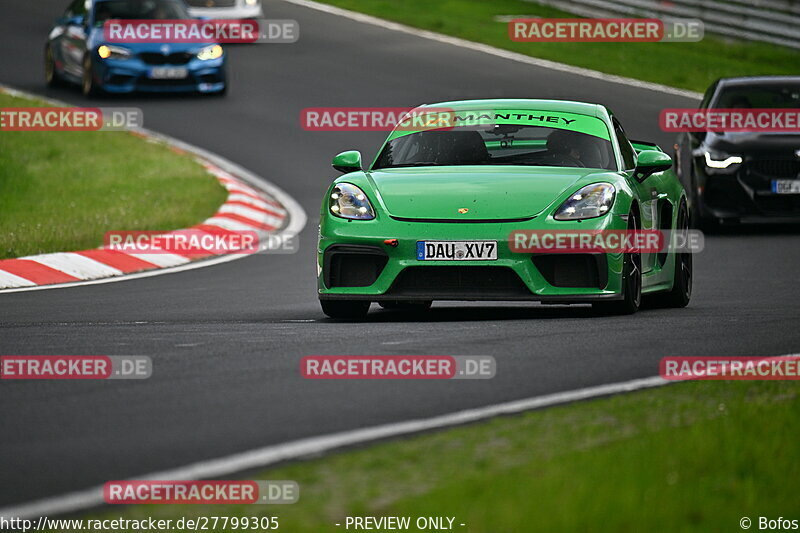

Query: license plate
[149,67,188,80]
[416,241,497,261]
[772,180,800,194]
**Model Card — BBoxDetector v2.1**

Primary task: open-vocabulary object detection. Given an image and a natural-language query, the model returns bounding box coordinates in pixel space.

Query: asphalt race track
[1,0,799,509]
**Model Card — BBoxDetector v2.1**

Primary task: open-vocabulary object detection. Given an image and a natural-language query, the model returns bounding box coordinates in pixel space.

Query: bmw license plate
[149,67,188,80]
[417,241,497,261]
[772,180,800,194]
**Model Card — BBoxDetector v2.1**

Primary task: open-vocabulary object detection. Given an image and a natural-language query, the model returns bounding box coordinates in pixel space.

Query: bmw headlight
[197,44,224,61]
[329,183,375,220]
[554,183,616,221]
[97,45,132,60]
[704,150,742,169]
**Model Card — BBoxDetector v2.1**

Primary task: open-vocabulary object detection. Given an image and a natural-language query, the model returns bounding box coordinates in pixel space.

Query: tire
[593,211,642,316]
[653,200,692,308]
[45,45,63,88]
[81,55,101,98]
[378,300,432,312]
[320,300,370,319]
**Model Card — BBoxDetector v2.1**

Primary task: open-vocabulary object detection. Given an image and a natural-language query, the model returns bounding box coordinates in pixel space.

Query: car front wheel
[82,55,100,98]
[593,211,642,315]
[45,45,63,88]
[653,200,692,308]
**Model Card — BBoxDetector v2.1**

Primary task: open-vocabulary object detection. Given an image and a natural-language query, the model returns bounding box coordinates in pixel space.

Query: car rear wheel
[45,46,63,88]
[593,211,642,315]
[81,55,100,98]
[320,300,370,319]
[654,200,692,308]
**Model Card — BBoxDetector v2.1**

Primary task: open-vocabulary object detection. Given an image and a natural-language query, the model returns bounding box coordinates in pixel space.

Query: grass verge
[77,380,800,532]
[310,0,800,93]
[0,92,228,259]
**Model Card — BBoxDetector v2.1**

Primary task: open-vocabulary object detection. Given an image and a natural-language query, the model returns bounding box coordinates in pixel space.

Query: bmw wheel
[45,45,63,88]
[81,55,100,98]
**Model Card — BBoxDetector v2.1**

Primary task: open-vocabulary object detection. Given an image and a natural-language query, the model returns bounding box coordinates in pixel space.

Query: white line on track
[0,374,671,520]
[280,0,702,100]
[0,85,307,294]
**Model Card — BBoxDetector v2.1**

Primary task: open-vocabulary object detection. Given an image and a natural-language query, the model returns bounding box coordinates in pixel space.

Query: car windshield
[373,123,617,171]
[713,83,800,109]
[93,0,190,26]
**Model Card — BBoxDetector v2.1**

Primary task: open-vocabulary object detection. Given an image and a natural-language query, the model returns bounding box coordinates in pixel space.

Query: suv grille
[747,159,800,179]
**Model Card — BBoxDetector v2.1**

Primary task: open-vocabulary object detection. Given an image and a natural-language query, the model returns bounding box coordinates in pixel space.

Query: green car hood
[365,166,609,220]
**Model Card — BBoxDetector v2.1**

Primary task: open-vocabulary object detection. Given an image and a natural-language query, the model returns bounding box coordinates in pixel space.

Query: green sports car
[317,99,692,319]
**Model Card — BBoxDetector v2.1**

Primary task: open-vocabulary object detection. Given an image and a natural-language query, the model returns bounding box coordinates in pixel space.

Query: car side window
[612,118,637,170]
[700,81,718,109]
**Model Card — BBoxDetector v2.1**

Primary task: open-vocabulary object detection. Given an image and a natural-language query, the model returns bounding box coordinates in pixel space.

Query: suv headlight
[329,183,375,220]
[704,151,742,169]
[554,183,616,221]
[97,45,132,60]
[197,44,224,61]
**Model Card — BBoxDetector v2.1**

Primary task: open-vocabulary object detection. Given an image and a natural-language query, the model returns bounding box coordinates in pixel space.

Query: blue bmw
[45,0,227,97]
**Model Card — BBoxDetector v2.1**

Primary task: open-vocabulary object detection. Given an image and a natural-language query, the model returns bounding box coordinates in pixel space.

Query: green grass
[75,380,800,533]
[313,0,800,93]
[0,92,227,259]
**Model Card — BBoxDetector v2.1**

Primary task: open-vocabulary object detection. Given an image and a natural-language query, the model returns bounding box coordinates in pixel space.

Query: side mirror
[332,150,362,174]
[634,150,672,182]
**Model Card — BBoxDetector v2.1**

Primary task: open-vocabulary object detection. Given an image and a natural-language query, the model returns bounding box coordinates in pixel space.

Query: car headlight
[554,183,616,221]
[197,44,224,61]
[329,183,375,220]
[97,45,131,60]
[704,151,742,169]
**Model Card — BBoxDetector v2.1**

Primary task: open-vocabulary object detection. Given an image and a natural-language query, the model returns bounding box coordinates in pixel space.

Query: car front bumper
[694,157,800,223]
[93,56,226,94]
[317,213,629,303]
